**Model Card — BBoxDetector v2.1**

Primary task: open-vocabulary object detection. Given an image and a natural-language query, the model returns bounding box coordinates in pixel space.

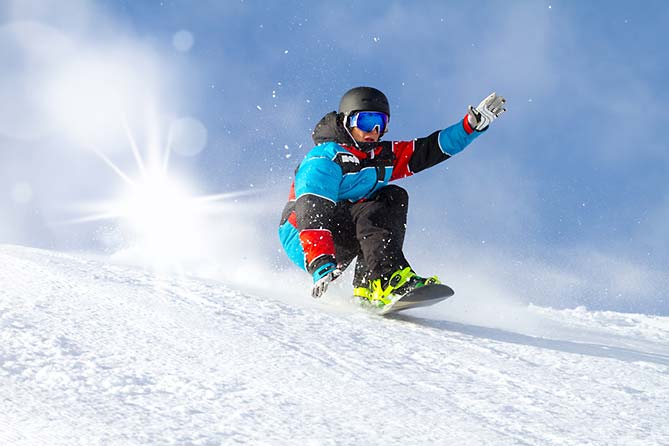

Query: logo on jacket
[339,154,359,164]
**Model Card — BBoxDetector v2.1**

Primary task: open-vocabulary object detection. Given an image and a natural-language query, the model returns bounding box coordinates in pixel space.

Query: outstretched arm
[391,92,507,180]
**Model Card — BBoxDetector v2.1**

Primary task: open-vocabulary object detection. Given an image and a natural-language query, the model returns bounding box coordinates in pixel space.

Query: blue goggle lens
[349,111,388,133]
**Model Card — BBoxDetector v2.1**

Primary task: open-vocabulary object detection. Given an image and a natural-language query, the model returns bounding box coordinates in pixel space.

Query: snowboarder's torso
[294,140,403,204]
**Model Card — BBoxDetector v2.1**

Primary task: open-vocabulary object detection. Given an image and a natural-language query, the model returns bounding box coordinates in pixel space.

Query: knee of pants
[375,185,409,208]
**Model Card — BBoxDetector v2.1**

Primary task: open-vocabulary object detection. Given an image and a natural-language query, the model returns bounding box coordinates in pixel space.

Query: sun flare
[115,170,205,257]
[39,43,259,271]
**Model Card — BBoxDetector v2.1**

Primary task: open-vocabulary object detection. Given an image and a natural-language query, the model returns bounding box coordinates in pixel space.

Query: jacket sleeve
[390,115,482,180]
[293,152,342,274]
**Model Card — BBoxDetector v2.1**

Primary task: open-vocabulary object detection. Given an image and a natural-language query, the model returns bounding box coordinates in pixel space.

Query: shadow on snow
[387,313,669,367]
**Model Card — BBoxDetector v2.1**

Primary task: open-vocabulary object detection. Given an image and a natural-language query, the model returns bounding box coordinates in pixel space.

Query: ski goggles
[348,111,389,133]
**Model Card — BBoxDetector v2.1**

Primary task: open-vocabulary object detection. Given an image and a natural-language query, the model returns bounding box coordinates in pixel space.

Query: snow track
[0,245,667,445]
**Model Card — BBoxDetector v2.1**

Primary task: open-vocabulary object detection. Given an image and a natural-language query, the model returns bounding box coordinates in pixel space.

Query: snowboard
[374,283,455,315]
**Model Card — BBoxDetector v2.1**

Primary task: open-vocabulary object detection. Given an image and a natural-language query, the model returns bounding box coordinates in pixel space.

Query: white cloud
[0,21,75,140]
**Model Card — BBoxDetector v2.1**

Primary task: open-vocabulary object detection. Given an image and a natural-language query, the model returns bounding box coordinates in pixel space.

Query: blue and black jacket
[279,111,482,273]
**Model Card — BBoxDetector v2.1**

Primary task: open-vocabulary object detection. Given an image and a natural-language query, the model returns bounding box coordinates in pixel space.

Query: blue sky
[1,1,668,314]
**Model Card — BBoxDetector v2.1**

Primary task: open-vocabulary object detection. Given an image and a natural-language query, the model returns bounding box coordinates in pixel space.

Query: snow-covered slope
[1,245,667,445]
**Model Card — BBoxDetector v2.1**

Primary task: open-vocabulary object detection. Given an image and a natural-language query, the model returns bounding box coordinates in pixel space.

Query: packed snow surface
[1,245,667,445]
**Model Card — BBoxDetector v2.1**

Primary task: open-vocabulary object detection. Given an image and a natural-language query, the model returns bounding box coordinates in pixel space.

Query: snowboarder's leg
[328,202,360,273]
[350,185,440,306]
[278,220,307,270]
[279,202,370,282]
[350,185,410,281]
[352,251,371,289]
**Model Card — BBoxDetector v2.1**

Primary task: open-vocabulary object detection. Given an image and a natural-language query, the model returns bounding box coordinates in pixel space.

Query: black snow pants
[329,185,410,286]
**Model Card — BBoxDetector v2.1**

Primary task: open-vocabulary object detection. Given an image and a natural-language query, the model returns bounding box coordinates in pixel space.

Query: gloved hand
[467,92,507,131]
[311,262,342,298]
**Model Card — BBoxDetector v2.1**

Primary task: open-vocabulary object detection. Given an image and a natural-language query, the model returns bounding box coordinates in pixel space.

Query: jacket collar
[311,111,380,154]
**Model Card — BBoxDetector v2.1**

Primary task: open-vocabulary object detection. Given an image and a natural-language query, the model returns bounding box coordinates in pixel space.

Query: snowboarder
[278,86,506,307]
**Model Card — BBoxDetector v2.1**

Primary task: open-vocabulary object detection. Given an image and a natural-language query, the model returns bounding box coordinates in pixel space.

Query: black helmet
[338,86,390,118]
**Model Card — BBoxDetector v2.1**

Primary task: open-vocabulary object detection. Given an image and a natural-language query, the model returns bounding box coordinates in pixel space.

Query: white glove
[311,263,342,298]
[467,92,507,131]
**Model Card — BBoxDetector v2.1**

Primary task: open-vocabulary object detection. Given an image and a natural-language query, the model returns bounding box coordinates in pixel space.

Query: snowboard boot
[353,286,372,300]
[363,267,440,308]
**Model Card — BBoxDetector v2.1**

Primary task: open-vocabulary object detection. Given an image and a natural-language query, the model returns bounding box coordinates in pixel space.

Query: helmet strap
[342,113,362,150]
[342,113,378,155]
